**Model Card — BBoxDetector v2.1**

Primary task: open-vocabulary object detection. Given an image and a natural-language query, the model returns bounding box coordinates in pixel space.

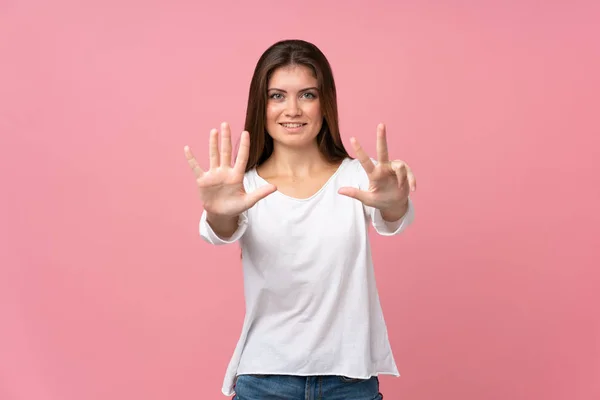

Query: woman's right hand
[184,122,277,218]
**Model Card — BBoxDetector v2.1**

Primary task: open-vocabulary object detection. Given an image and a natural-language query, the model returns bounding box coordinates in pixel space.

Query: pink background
[1,1,599,399]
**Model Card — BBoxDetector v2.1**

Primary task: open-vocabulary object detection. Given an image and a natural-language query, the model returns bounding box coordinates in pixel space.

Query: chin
[268,124,320,146]
[273,135,318,148]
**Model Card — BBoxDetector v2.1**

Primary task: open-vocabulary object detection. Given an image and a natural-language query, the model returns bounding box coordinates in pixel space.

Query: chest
[257,167,339,200]
[269,179,326,199]
[243,188,365,258]
[242,191,367,286]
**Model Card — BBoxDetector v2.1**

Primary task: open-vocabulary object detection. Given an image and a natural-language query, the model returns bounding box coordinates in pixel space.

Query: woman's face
[265,64,323,148]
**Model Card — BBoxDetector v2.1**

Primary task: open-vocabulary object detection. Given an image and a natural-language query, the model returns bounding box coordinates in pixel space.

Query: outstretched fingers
[376,123,389,163]
[184,146,204,178]
[220,122,232,167]
[233,130,251,175]
[209,128,219,169]
[350,137,375,176]
[245,184,277,208]
[338,186,372,205]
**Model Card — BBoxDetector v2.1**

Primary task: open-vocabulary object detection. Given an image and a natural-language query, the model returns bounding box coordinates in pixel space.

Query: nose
[284,98,302,117]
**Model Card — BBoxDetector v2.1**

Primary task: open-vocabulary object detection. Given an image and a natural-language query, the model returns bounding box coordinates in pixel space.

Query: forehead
[268,65,318,89]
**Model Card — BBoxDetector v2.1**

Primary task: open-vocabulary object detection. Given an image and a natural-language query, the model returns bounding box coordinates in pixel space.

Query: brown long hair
[243,39,351,172]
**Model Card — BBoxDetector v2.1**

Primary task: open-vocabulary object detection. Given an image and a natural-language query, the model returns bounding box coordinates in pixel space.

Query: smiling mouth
[279,123,307,128]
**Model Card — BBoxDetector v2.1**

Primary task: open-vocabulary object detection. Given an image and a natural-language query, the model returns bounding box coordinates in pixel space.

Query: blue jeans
[232,374,383,400]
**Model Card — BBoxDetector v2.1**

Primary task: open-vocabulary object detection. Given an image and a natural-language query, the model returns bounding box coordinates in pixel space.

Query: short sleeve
[356,158,415,236]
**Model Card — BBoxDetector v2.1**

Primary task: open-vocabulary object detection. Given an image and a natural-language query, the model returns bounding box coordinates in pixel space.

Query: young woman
[184,39,416,399]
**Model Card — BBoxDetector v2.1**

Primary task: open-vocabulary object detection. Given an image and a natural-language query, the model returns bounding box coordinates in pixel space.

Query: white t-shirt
[199,157,415,396]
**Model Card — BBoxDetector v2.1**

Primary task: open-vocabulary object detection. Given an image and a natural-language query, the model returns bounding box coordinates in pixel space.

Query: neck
[266,142,329,177]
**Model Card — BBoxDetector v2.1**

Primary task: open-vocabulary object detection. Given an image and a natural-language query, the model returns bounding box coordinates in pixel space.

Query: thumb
[245,184,277,208]
[338,186,370,204]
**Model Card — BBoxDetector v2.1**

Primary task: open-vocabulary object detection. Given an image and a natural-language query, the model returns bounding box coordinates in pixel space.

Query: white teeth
[281,123,304,128]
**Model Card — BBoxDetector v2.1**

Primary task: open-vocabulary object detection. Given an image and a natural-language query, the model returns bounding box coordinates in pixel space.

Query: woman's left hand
[338,123,417,219]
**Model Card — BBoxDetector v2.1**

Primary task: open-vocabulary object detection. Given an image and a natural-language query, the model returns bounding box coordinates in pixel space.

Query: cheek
[308,104,322,122]
[304,100,321,116]
[266,104,281,123]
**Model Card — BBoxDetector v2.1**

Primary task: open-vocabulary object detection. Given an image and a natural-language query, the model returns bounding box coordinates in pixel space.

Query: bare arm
[205,213,240,239]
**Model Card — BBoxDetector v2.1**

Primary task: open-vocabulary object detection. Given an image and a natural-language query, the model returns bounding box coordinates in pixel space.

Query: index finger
[184,145,204,178]
[233,130,250,175]
[350,137,375,175]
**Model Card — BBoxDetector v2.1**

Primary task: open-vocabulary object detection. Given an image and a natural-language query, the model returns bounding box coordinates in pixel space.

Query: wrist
[206,212,238,225]
[380,199,409,222]
[205,212,240,239]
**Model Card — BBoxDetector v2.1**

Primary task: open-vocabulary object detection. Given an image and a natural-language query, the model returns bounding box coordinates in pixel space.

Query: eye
[302,92,316,99]
[269,93,283,100]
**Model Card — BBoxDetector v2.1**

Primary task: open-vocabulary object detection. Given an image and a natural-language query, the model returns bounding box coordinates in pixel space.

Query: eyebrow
[267,87,319,93]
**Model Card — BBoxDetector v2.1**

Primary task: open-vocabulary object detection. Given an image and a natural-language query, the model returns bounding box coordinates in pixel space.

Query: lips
[279,123,307,128]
